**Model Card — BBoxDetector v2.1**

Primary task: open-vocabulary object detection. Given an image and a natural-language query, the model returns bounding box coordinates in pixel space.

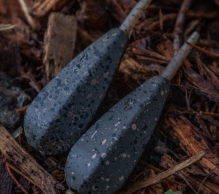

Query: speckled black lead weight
[24,28,128,155]
[65,31,200,194]
[65,75,170,194]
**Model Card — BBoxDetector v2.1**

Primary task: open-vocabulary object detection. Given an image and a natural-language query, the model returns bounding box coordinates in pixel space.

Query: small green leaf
[164,189,182,194]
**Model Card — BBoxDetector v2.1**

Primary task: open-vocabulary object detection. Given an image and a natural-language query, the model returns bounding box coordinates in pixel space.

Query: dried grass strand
[6,162,35,185]
[186,41,219,58]
[5,162,29,194]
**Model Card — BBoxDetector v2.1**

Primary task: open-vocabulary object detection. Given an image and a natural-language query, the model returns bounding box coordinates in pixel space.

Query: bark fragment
[44,13,77,80]
[168,116,219,176]
[0,125,64,194]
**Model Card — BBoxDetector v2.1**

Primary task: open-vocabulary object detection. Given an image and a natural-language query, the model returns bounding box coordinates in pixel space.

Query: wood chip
[0,125,64,194]
[168,116,219,176]
[44,13,77,80]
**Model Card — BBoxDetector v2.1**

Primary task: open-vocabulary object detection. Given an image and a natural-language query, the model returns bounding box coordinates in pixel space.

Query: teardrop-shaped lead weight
[65,75,170,194]
[24,28,128,155]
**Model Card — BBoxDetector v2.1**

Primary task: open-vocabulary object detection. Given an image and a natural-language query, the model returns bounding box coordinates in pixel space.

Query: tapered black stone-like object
[24,28,128,155]
[65,75,170,194]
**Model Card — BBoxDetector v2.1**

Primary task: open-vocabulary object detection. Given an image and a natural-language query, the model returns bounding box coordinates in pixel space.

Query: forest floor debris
[1,0,219,193]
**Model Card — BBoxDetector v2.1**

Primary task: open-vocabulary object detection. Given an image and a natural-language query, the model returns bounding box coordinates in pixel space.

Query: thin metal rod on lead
[119,0,152,33]
[161,31,200,80]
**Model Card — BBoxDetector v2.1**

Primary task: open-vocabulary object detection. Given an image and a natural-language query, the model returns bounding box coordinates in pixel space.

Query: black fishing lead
[65,32,200,194]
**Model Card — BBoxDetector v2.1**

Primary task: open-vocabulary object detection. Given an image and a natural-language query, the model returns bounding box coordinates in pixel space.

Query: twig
[174,171,197,193]
[119,151,206,194]
[111,0,127,23]
[185,89,190,111]
[29,81,41,93]
[213,0,219,7]
[130,45,171,61]
[21,70,42,93]
[174,0,192,54]
[200,111,219,118]
[6,162,35,185]
[197,166,217,194]
[197,39,219,49]
[184,20,199,37]
[17,0,36,28]
[147,5,178,13]
[186,10,219,19]
[128,53,169,64]
[0,24,14,31]
[36,66,43,70]
[145,13,177,31]
[16,104,29,115]
[159,9,163,31]
[5,162,29,194]
[186,41,219,58]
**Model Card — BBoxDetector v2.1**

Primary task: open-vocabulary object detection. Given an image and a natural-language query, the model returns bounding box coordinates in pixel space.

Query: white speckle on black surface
[101,153,106,158]
[65,75,170,194]
[102,139,106,145]
[132,124,137,130]
[24,28,128,155]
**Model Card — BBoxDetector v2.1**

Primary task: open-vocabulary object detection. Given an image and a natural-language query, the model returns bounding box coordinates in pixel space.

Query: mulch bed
[1,0,219,193]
